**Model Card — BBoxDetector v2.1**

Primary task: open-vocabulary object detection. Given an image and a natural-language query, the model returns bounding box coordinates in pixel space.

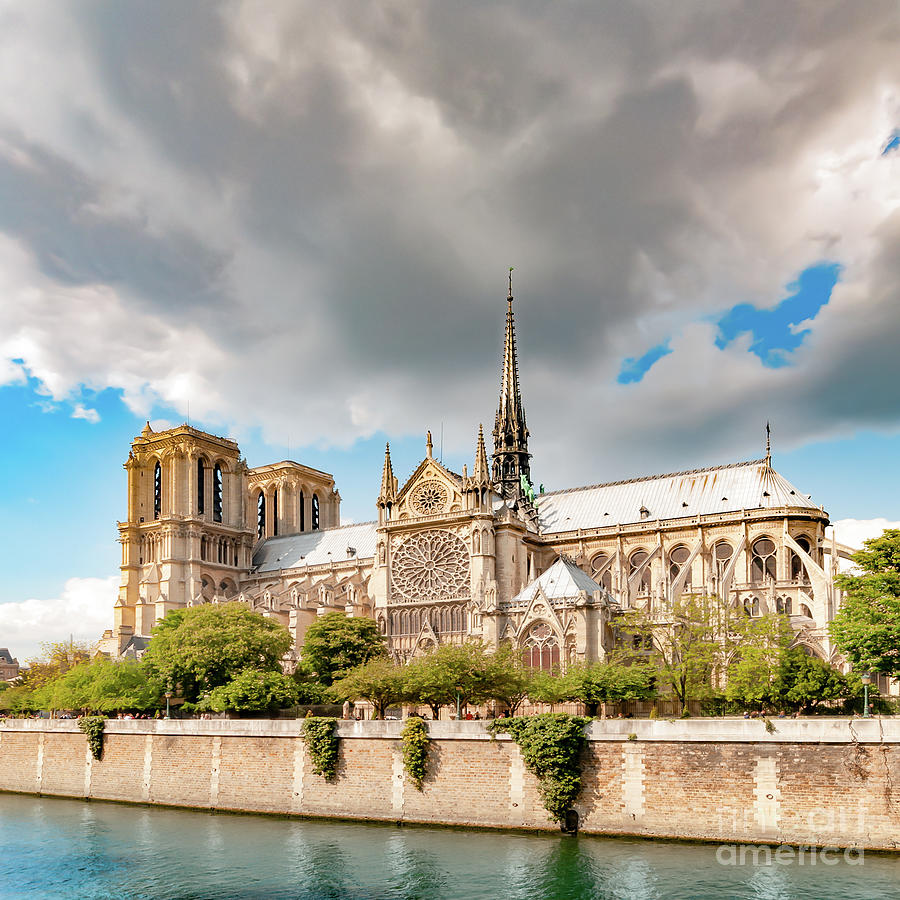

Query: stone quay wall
[2,717,899,850]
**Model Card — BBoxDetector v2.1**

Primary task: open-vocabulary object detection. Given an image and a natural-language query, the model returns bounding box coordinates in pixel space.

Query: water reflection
[1,794,898,900]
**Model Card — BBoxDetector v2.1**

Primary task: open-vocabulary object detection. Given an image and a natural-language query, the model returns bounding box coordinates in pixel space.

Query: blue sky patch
[714,262,841,367]
[883,131,900,155]
[617,341,673,384]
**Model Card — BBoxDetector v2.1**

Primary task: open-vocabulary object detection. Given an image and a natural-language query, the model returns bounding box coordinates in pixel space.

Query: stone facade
[0,648,19,682]
[102,283,854,669]
[2,718,898,849]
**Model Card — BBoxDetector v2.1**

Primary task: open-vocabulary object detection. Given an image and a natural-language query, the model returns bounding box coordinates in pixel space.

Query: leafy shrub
[490,714,590,825]
[401,717,430,790]
[302,717,339,780]
[79,716,106,760]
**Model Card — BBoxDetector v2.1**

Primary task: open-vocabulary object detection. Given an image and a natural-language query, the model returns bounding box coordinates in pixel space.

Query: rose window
[410,480,449,515]
[392,530,470,603]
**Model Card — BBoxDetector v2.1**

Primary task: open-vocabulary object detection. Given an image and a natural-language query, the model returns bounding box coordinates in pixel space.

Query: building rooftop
[508,557,606,607]
[252,522,378,573]
[538,459,822,534]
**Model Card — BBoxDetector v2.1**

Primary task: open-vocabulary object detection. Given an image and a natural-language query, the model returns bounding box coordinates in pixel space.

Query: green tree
[483,645,534,716]
[291,660,327,705]
[328,658,408,719]
[616,594,738,711]
[32,659,163,714]
[200,669,299,713]
[300,612,387,686]
[830,529,900,677]
[527,670,571,710]
[725,614,795,709]
[141,603,292,702]
[775,649,860,713]
[565,661,657,716]
[404,643,493,718]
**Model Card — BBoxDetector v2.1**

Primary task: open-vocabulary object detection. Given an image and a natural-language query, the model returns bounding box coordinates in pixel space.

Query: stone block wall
[1,718,898,850]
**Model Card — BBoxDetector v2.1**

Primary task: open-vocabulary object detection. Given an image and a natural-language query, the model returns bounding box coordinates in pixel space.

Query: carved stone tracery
[410,479,449,515]
[392,529,470,603]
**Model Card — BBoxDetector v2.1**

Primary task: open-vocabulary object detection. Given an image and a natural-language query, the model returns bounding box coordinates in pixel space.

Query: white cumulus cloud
[0,575,117,663]
[829,518,900,553]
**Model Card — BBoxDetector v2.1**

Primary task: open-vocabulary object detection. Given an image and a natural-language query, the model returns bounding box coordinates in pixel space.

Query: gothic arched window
[790,536,812,583]
[256,491,266,540]
[299,491,305,531]
[523,623,560,672]
[750,538,777,583]
[714,541,733,578]
[744,596,761,616]
[272,489,278,537]
[312,493,320,530]
[669,545,692,589]
[776,596,793,615]
[630,550,651,594]
[213,464,223,523]
[197,458,206,515]
[153,461,162,520]
[590,552,613,591]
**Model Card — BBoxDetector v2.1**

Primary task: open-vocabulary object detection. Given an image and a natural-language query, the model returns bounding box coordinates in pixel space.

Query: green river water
[1,793,897,899]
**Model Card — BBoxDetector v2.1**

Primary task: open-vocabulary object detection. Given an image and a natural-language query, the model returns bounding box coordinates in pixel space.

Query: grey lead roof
[253,522,378,573]
[537,460,821,535]
[510,558,604,606]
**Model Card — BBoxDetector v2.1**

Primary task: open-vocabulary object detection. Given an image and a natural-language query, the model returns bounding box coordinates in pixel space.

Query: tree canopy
[141,602,292,702]
[199,669,299,713]
[300,612,387,685]
[31,659,163,713]
[830,529,900,678]
[329,657,408,718]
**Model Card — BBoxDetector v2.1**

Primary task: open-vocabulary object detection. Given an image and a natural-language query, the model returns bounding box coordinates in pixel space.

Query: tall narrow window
[257,491,266,539]
[153,461,161,520]
[273,489,279,537]
[669,546,692,590]
[312,493,320,530]
[750,538,777,583]
[197,458,205,515]
[299,492,305,531]
[630,550,651,594]
[714,542,733,579]
[790,536,811,583]
[590,552,613,591]
[213,465,223,523]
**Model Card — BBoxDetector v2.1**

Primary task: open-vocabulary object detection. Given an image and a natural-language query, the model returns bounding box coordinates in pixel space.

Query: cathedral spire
[473,423,491,487]
[378,442,396,505]
[492,268,531,501]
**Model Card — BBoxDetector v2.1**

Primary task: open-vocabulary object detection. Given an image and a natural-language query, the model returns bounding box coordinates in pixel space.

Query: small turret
[377,443,397,523]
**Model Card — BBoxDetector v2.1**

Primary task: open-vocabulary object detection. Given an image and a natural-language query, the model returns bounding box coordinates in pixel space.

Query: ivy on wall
[78,716,106,761]
[401,717,430,790]
[490,714,590,825]
[302,717,339,781]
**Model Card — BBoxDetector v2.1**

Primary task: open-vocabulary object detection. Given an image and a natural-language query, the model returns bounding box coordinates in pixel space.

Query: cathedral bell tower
[491,269,532,502]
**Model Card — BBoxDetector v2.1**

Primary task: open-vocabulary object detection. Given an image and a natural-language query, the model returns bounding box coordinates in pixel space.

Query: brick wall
[1,718,898,850]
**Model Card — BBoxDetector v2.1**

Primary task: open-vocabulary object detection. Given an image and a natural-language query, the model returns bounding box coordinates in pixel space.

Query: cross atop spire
[492,269,531,501]
[765,421,772,468]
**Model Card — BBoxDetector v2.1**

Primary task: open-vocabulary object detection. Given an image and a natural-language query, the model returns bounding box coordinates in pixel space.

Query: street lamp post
[165,691,173,719]
[861,673,872,719]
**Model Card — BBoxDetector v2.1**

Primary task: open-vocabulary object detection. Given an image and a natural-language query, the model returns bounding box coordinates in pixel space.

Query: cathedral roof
[252,522,377,572]
[537,459,823,535]
[511,557,604,605]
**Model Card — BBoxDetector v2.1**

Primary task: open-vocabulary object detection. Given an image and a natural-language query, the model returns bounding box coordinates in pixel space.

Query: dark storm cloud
[0,0,898,485]
[0,129,227,312]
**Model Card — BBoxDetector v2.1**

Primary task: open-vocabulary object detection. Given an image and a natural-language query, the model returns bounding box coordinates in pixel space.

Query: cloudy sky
[1,1,898,659]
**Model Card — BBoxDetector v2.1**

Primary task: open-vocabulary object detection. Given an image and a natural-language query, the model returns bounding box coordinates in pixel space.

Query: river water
[1,793,897,899]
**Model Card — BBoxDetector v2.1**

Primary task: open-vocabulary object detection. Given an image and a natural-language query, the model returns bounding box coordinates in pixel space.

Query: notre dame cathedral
[100,278,850,671]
